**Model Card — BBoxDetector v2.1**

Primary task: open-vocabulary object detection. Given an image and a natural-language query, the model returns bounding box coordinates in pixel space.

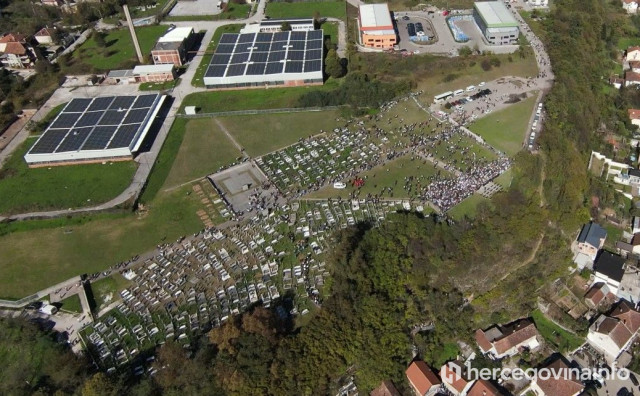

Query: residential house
[623,0,639,14]
[440,361,473,396]
[406,360,441,396]
[587,300,640,362]
[628,46,640,62]
[0,34,36,69]
[475,318,540,359]
[626,70,640,86]
[593,251,625,294]
[611,76,624,89]
[631,109,640,128]
[529,358,584,396]
[631,61,640,73]
[151,27,195,67]
[619,267,640,303]
[584,282,615,309]
[617,240,634,258]
[467,379,504,396]
[573,222,607,264]
[370,380,401,396]
[34,27,54,45]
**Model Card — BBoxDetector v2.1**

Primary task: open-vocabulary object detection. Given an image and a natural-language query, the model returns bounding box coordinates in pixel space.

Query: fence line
[177,106,343,118]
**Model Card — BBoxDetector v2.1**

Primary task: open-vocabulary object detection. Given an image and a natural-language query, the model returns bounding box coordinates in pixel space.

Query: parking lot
[395,15,437,51]
[168,0,224,17]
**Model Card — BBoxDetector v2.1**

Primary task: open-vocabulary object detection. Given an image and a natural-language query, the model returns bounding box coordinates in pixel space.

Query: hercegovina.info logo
[443,360,629,383]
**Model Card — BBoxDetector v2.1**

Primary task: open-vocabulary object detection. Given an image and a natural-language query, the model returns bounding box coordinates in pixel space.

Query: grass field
[191,24,244,88]
[218,110,342,157]
[0,140,137,215]
[59,294,82,313]
[0,184,205,298]
[531,309,584,352]
[448,193,489,219]
[73,25,168,70]
[165,4,251,22]
[139,78,181,91]
[308,155,446,199]
[29,103,66,135]
[90,274,131,311]
[162,118,242,189]
[265,1,346,20]
[183,78,340,112]
[468,95,538,156]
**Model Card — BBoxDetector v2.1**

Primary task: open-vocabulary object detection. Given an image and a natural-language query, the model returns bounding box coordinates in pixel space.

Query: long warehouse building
[24,94,165,167]
[203,30,324,89]
[473,1,519,45]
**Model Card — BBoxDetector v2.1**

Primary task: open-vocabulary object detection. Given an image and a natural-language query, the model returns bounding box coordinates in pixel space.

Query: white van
[466,85,476,92]
[333,182,346,189]
[453,89,464,96]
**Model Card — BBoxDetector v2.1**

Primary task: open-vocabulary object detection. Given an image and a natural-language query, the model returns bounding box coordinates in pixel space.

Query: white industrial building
[241,18,315,34]
[473,1,520,45]
[24,94,166,166]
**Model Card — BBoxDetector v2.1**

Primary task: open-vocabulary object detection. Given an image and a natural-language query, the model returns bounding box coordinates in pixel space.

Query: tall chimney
[123,4,144,63]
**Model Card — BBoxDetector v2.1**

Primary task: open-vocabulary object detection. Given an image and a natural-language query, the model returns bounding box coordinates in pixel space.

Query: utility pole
[123,5,144,63]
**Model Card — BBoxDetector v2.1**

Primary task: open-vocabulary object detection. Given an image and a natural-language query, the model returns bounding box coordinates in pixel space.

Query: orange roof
[535,359,584,396]
[630,109,640,120]
[406,361,440,395]
[475,319,539,356]
[35,27,53,37]
[585,283,607,306]
[0,33,25,43]
[467,379,503,396]
[2,42,27,55]
[611,300,640,333]
[475,329,493,353]
[440,362,469,393]
[370,380,401,396]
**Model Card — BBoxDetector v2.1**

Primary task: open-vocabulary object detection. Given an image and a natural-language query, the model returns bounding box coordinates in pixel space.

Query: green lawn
[29,103,66,135]
[90,274,131,311]
[266,1,346,20]
[468,95,538,156]
[191,24,244,88]
[162,118,242,189]
[165,3,251,22]
[531,309,584,352]
[448,193,489,219]
[308,155,446,199]
[618,36,640,51]
[139,78,181,91]
[73,25,168,70]
[321,21,338,47]
[59,294,82,313]
[218,110,342,157]
[183,78,340,112]
[0,184,205,298]
[0,140,137,215]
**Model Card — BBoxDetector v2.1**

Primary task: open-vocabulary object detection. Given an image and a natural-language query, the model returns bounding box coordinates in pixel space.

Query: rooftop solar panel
[254,42,270,52]
[226,63,247,76]
[124,108,150,125]
[81,126,117,150]
[50,113,79,129]
[307,49,323,60]
[285,61,304,73]
[238,33,256,43]
[107,124,140,149]
[287,50,305,61]
[291,41,306,51]
[75,111,103,128]
[256,33,272,42]
[109,96,136,110]
[56,127,92,152]
[65,98,92,113]
[268,50,286,62]
[308,30,323,40]
[308,39,323,51]
[219,34,238,44]
[29,129,68,154]
[250,52,268,62]
[206,65,227,77]
[216,44,236,54]
[265,62,283,74]
[211,54,231,65]
[99,109,127,126]
[230,52,249,63]
[246,63,266,75]
[290,31,306,41]
[304,59,322,72]
[274,31,289,41]
[270,41,288,51]
[133,94,158,109]
[88,96,115,112]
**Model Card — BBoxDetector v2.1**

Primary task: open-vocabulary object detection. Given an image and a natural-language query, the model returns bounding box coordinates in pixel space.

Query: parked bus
[434,91,454,104]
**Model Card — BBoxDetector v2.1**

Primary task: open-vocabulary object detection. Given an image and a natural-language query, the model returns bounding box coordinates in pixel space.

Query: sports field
[0,139,137,215]
[308,155,447,199]
[162,118,242,189]
[0,184,206,299]
[218,109,342,157]
[468,95,538,156]
[73,25,169,70]
[265,1,347,20]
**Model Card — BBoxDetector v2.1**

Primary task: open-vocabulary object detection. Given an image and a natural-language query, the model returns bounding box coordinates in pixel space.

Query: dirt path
[214,118,247,158]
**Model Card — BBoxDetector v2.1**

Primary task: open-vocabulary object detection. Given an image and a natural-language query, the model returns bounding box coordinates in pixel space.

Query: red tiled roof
[2,42,27,55]
[406,361,440,395]
[627,71,640,82]
[629,46,640,53]
[611,300,640,333]
[585,283,607,306]
[370,380,401,396]
[535,359,584,396]
[467,379,503,396]
[624,0,637,5]
[441,362,469,393]
[35,27,53,37]
[630,109,640,120]
[493,321,538,355]
[475,329,493,353]
[0,33,25,43]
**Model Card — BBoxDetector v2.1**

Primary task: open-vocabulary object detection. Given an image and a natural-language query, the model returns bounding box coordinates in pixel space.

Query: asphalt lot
[168,0,224,17]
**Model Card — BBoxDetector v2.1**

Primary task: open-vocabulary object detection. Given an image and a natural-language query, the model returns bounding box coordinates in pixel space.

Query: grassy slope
[162,118,242,189]
[217,109,342,157]
[468,96,538,156]
[0,140,137,215]
[531,309,584,351]
[265,1,346,19]
[74,25,168,70]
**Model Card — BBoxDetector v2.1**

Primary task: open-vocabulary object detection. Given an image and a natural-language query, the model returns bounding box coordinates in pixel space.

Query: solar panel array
[204,30,324,80]
[29,94,161,155]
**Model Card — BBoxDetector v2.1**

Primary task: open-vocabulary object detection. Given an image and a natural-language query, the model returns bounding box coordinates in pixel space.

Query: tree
[81,373,121,396]
[93,30,107,48]
[325,49,346,79]
[458,46,472,57]
[281,21,292,31]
